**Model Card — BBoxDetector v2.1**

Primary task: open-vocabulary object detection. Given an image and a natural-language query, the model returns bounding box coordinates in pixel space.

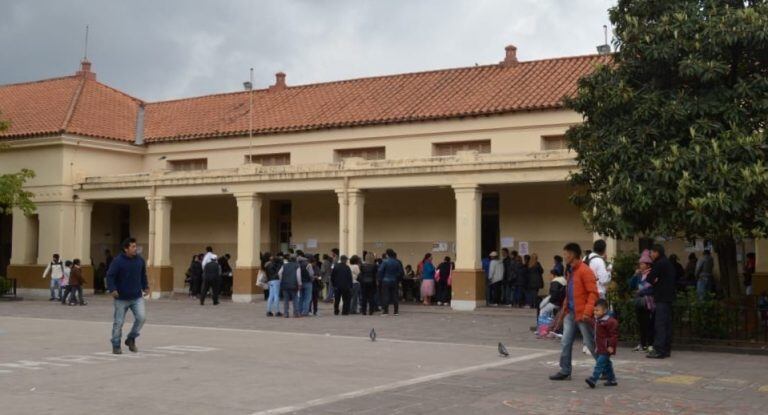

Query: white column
[145,197,156,267]
[235,193,262,268]
[73,200,93,262]
[36,202,76,264]
[336,189,349,256]
[453,184,481,270]
[10,207,36,265]
[153,197,172,266]
[347,189,365,257]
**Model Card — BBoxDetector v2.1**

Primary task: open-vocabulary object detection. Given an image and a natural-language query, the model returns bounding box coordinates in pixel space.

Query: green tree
[566,0,768,299]
[0,112,35,215]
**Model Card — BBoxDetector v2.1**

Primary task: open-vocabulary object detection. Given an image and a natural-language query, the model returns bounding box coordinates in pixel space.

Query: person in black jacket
[331,255,353,315]
[201,256,222,305]
[359,253,378,316]
[188,254,203,298]
[501,248,514,306]
[646,244,676,359]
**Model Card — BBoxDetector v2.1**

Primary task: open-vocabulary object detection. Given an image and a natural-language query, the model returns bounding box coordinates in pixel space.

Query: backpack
[298,259,311,283]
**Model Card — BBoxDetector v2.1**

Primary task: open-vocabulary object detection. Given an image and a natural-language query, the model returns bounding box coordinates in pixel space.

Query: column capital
[452,183,480,193]
[233,192,262,203]
[146,196,171,210]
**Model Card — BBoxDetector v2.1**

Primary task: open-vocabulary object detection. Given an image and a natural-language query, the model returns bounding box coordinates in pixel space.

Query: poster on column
[500,237,515,249]
[518,241,529,256]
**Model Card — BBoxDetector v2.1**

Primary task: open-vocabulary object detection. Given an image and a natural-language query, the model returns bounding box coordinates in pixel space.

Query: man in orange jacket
[549,242,599,381]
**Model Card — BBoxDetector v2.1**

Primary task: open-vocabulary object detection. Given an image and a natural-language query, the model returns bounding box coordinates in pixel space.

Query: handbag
[256,270,268,289]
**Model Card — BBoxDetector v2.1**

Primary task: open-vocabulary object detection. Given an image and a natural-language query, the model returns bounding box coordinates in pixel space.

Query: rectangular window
[168,158,207,171]
[541,135,567,151]
[246,152,290,166]
[335,146,385,161]
[432,140,491,156]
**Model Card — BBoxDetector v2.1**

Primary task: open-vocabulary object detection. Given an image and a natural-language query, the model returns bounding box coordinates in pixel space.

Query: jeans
[589,354,615,382]
[436,280,450,304]
[61,286,72,304]
[334,288,351,315]
[558,312,596,375]
[514,286,526,306]
[636,304,655,348]
[266,280,281,314]
[350,283,360,314]
[381,282,399,314]
[111,297,146,348]
[300,282,313,316]
[525,289,538,307]
[283,289,299,316]
[696,277,709,301]
[49,278,61,300]
[68,286,84,304]
[200,276,221,305]
[653,301,673,356]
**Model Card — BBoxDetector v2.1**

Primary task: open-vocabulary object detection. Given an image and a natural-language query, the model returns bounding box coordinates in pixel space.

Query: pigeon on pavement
[370,328,377,342]
[498,342,510,357]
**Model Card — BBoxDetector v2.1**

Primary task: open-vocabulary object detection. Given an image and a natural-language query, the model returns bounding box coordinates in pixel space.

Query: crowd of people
[41,254,88,306]
[255,248,455,317]
[483,248,547,308]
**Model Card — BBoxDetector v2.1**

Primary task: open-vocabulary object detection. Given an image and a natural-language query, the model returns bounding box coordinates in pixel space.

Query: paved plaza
[1,297,767,414]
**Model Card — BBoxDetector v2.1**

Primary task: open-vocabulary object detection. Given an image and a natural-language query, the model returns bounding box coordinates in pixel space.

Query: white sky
[0,0,617,102]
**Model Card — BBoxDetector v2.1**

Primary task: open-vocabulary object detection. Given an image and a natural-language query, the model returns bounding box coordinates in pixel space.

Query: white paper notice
[501,237,515,248]
[518,241,529,256]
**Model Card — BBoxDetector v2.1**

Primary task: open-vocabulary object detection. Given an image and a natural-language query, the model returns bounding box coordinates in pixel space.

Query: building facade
[1,45,622,309]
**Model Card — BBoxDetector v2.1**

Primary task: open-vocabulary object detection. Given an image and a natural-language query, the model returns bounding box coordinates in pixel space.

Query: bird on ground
[498,342,510,357]
[370,328,377,342]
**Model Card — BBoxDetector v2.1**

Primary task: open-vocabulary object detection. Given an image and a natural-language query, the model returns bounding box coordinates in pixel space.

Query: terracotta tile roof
[1,53,610,144]
[0,63,142,142]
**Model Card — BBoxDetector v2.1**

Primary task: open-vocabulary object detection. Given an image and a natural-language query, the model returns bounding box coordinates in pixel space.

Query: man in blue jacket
[378,249,404,315]
[107,237,149,354]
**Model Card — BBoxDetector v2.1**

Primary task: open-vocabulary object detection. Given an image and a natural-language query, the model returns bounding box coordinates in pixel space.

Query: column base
[148,266,174,299]
[450,269,486,311]
[233,267,263,303]
[7,264,48,290]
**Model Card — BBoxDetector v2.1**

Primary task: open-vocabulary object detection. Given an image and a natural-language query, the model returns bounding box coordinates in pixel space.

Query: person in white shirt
[42,253,65,301]
[201,246,216,267]
[587,240,612,299]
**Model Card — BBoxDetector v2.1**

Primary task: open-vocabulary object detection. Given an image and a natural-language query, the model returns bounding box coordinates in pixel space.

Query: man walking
[695,249,714,301]
[200,254,222,305]
[107,238,148,354]
[549,242,599,381]
[647,244,676,359]
[42,253,65,301]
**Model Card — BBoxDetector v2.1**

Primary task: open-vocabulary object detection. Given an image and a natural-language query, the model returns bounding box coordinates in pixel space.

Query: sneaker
[276,312,283,317]
[394,313,399,316]
[267,312,274,317]
[646,351,665,359]
[603,380,618,387]
[112,347,122,355]
[549,372,571,381]
[585,378,596,389]
[437,302,443,306]
[632,344,644,352]
[125,338,138,353]
[49,298,56,301]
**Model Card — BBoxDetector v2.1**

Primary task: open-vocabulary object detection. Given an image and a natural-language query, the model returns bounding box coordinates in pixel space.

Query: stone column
[233,193,263,303]
[147,196,173,299]
[10,207,36,265]
[7,207,44,294]
[347,189,365,258]
[451,184,484,311]
[73,200,94,292]
[336,189,349,256]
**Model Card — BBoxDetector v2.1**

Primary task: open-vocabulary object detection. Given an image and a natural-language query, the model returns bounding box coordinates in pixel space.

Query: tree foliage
[0,112,36,215]
[566,0,768,297]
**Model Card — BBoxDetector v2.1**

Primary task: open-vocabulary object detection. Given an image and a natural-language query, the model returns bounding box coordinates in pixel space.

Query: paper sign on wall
[501,237,515,248]
[432,242,448,252]
[518,241,529,256]
[306,239,318,249]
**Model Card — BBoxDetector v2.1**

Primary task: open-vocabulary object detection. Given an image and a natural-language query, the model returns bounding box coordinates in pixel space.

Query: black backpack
[298,259,311,283]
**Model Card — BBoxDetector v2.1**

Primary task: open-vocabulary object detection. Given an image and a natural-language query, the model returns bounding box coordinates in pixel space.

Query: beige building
[3,45,697,310]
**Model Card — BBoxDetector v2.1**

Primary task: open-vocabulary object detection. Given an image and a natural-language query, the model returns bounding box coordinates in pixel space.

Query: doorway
[481,193,500,258]
[271,201,292,254]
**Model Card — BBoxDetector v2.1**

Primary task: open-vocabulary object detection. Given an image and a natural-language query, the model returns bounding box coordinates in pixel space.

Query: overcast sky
[0,0,616,102]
